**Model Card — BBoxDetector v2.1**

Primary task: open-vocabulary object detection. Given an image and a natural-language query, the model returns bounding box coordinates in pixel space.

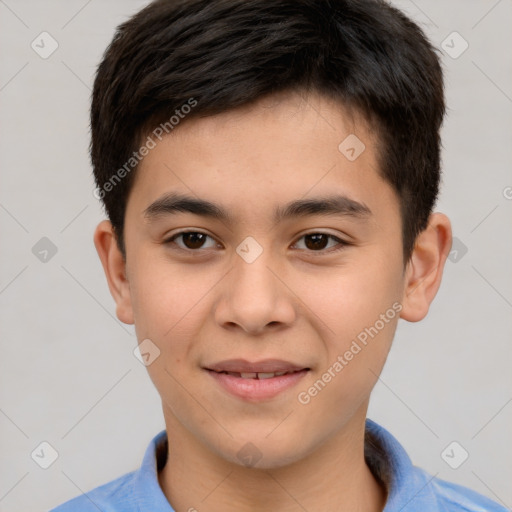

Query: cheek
[298,258,403,399]
[129,255,214,339]
[128,256,231,395]
[298,310,399,426]
[297,259,403,337]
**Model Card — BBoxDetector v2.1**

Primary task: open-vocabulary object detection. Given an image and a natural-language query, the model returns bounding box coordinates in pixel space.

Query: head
[92,0,446,263]
[92,0,451,469]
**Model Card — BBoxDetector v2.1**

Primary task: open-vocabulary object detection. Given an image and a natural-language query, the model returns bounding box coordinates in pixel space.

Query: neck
[158,407,387,512]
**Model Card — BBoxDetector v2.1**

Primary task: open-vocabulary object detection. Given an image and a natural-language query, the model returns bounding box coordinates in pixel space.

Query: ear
[93,220,134,325]
[400,212,452,322]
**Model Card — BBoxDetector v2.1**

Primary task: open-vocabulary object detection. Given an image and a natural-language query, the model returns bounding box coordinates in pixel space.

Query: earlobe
[400,213,452,322]
[93,220,134,325]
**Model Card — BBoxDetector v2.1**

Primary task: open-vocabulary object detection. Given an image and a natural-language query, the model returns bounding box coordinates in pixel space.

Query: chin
[218,435,311,470]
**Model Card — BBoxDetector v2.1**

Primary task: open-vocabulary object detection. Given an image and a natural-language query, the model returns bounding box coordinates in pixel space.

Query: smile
[205,365,310,402]
[212,370,298,379]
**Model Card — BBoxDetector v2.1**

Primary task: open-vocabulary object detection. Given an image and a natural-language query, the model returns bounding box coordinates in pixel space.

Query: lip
[205,358,308,374]
[204,359,310,402]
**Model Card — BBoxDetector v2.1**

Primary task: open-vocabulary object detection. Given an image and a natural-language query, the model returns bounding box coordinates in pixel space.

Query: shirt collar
[132,418,442,511]
[364,418,444,511]
[131,429,174,510]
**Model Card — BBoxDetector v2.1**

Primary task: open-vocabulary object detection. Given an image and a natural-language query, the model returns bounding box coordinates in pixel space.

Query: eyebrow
[143,192,372,224]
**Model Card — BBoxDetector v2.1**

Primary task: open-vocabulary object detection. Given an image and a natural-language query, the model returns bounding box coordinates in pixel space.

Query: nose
[214,247,297,335]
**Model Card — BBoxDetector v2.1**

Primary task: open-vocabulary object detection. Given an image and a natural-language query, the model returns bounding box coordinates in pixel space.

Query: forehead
[127,90,398,225]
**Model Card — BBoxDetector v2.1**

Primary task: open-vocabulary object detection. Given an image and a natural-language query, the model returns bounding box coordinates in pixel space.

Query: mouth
[204,358,310,374]
[207,369,307,379]
[203,359,310,401]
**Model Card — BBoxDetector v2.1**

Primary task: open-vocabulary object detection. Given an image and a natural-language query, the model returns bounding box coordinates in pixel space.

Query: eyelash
[163,230,350,255]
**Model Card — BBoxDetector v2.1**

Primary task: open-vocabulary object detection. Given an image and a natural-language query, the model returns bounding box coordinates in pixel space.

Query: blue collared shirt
[50,419,507,511]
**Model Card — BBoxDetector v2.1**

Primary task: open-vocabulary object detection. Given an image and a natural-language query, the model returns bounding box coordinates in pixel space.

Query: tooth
[257,372,275,379]
[274,371,287,376]
[240,372,257,379]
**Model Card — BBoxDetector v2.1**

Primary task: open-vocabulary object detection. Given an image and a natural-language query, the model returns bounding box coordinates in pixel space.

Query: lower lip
[206,369,309,402]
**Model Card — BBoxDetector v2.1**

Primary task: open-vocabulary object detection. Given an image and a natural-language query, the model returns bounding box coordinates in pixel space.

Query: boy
[51,0,507,510]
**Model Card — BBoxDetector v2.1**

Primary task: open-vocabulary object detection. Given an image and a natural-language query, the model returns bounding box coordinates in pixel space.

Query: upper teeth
[238,371,288,379]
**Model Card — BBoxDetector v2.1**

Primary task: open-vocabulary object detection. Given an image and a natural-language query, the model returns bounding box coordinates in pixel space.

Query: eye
[292,233,347,253]
[164,231,219,251]
[164,230,349,254]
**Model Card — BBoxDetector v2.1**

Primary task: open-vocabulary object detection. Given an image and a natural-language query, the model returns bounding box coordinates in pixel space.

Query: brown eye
[293,233,347,253]
[166,231,218,251]
[304,234,329,250]
[181,232,207,249]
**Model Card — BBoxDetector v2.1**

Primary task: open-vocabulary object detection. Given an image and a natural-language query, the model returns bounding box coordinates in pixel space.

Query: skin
[94,90,452,512]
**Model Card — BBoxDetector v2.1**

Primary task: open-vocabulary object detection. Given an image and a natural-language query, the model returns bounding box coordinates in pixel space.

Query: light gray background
[1,0,511,510]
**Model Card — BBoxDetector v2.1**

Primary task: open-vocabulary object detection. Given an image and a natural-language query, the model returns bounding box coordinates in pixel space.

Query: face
[106,91,418,468]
